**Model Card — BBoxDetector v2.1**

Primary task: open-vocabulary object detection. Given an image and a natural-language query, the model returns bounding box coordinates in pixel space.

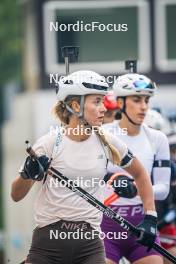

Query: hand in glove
[112,175,137,198]
[20,155,50,181]
[137,213,157,251]
[104,173,137,198]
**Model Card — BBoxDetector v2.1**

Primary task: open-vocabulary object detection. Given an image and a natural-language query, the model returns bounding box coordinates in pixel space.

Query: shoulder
[102,121,128,138]
[103,130,123,143]
[103,131,134,167]
[142,124,168,143]
[34,132,57,146]
[103,130,128,158]
[33,131,58,156]
[102,121,117,133]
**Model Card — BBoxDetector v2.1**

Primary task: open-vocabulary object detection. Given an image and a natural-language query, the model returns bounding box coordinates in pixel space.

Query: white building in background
[2,0,176,263]
[3,90,57,263]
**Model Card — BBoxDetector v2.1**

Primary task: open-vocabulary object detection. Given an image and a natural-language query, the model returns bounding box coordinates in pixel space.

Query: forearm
[125,158,155,212]
[135,172,155,212]
[11,176,35,202]
[153,183,170,200]
[152,133,171,200]
[152,167,171,200]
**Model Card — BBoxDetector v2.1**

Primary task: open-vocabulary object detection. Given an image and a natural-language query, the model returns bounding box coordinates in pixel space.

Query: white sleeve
[152,132,171,200]
[32,133,56,158]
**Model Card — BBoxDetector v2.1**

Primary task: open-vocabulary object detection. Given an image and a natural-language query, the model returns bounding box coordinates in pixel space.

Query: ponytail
[95,128,121,165]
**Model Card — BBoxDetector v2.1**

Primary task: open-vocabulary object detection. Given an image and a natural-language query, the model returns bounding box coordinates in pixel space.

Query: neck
[119,116,141,136]
[66,119,91,142]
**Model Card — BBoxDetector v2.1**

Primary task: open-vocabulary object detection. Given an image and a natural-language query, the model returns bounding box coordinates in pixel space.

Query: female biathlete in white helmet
[101,73,171,264]
[11,70,157,264]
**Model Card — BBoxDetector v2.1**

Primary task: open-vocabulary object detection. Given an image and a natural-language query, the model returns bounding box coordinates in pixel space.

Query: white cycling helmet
[113,73,157,98]
[57,70,109,102]
[144,109,171,134]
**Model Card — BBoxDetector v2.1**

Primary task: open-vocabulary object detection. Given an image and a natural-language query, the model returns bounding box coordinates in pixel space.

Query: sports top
[32,130,133,229]
[103,121,171,206]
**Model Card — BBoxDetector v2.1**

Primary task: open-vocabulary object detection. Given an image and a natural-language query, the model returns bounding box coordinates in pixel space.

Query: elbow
[161,188,170,200]
[11,187,24,202]
[154,184,170,201]
[11,192,21,202]
[11,183,20,202]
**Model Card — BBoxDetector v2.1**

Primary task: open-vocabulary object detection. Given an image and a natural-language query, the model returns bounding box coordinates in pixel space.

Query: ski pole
[48,166,176,263]
[25,144,176,263]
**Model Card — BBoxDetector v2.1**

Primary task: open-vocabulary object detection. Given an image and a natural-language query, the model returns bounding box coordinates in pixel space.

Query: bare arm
[11,176,35,202]
[125,158,156,212]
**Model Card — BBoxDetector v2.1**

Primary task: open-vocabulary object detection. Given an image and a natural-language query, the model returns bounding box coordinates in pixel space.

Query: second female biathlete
[101,73,171,264]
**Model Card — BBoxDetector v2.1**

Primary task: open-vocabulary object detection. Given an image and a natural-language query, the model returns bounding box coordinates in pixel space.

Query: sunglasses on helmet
[134,80,156,89]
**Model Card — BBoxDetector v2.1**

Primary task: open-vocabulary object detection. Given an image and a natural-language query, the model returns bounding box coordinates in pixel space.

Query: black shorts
[25,220,106,264]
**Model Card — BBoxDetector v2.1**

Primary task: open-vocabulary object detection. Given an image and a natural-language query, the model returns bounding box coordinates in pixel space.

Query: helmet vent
[122,84,129,89]
[64,80,73,84]
[56,84,59,94]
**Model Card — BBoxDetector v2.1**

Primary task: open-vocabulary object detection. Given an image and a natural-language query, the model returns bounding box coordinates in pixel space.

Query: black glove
[137,214,157,251]
[20,155,50,181]
[112,175,137,198]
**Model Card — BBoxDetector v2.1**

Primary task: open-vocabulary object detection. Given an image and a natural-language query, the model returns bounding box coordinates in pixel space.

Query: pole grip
[104,193,119,206]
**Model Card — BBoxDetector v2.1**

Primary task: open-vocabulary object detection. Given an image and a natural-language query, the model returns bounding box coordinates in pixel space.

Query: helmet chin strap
[121,98,141,126]
[65,95,92,129]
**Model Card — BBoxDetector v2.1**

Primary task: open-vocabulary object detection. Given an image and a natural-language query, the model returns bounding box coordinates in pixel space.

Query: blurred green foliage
[0,0,22,86]
[0,0,23,232]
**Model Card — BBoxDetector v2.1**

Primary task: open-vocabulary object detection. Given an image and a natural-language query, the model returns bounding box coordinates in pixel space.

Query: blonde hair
[95,128,121,165]
[52,96,121,165]
[52,95,81,124]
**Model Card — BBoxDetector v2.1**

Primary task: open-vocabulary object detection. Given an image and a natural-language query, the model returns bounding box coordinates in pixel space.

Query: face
[83,94,106,126]
[123,95,150,125]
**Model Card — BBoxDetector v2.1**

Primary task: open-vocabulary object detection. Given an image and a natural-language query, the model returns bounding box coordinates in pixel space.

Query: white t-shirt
[103,121,171,206]
[32,130,130,229]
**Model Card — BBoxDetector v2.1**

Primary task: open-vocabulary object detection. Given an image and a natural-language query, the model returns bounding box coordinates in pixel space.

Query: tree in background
[0,0,22,86]
[0,0,22,262]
